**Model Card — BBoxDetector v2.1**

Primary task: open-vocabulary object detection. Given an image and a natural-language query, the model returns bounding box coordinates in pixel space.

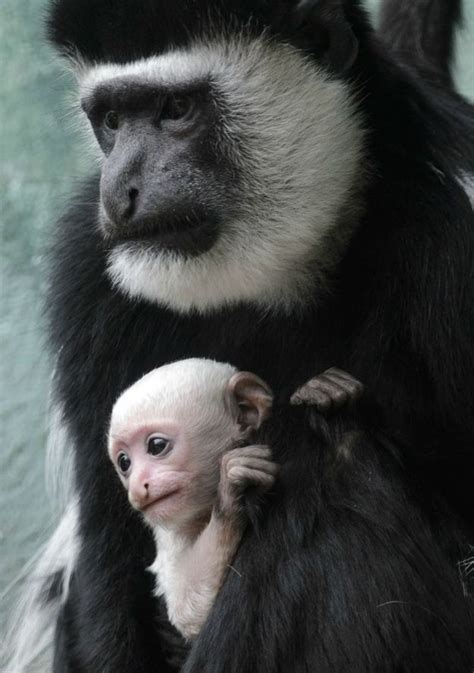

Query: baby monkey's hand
[216,445,278,518]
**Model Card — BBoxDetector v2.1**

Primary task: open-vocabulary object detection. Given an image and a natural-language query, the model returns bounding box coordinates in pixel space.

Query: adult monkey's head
[50,0,367,313]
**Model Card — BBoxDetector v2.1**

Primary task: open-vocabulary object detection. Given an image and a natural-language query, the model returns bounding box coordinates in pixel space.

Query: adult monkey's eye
[161,94,194,121]
[147,436,171,456]
[104,110,120,130]
[117,452,131,474]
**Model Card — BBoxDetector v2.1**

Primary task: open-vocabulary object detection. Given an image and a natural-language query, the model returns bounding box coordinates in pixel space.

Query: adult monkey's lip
[113,210,220,256]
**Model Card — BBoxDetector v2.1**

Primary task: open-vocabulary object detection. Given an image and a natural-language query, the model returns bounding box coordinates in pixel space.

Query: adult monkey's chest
[89,290,344,413]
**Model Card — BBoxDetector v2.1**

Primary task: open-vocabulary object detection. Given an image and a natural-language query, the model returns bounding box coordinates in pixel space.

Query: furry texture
[183,403,474,672]
[81,36,365,313]
[1,502,79,673]
[458,172,474,207]
[110,358,249,642]
[109,359,237,437]
[6,1,474,672]
[378,0,462,88]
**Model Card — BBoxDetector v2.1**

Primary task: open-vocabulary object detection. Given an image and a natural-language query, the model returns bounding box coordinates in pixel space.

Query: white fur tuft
[457,172,474,208]
[1,502,79,673]
[2,391,79,673]
[45,400,76,510]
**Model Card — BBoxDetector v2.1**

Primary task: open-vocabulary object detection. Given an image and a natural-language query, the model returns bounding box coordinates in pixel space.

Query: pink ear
[226,371,273,430]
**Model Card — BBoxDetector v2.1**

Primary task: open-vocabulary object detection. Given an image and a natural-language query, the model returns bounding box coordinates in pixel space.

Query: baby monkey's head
[108,358,273,529]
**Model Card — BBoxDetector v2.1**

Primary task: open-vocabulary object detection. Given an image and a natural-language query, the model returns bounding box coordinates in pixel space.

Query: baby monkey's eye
[147,436,171,456]
[117,452,131,474]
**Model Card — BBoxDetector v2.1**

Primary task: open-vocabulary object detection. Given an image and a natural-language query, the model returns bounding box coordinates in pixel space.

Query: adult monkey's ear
[291,0,359,73]
[226,372,274,431]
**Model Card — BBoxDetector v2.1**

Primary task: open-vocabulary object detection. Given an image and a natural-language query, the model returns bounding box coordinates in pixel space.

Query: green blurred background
[1,0,473,631]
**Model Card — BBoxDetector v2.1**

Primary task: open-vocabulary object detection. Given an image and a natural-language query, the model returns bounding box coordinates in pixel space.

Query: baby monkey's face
[108,359,274,530]
[108,416,226,529]
[110,419,187,525]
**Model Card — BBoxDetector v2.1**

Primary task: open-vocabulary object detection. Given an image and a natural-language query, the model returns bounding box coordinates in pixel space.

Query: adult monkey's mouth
[113,208,221,256]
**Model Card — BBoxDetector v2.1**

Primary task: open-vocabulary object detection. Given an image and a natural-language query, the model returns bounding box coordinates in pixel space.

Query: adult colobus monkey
[5,0,474,671]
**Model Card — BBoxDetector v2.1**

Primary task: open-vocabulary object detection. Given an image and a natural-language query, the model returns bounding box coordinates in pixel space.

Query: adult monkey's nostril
[125,187,139,219]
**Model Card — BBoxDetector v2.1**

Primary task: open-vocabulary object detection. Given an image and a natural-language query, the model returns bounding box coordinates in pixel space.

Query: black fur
[43,1,474,671]
[185,402,473,672]
[378,0,462,89]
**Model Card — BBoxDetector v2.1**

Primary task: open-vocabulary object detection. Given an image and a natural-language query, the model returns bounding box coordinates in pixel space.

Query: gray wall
[1,0,473,630]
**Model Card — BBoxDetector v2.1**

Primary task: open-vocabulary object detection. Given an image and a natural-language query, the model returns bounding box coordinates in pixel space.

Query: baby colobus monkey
[108,359,361,641]
[108,358,277,641]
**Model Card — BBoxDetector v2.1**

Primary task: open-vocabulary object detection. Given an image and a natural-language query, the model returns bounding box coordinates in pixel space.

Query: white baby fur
[110,358,237,445]
[148,527,222,641]
[110,358,239,640]
[80,34,366,314]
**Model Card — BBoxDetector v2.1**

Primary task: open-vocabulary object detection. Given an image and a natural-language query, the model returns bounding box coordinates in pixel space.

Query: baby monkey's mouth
[141,487,182,520]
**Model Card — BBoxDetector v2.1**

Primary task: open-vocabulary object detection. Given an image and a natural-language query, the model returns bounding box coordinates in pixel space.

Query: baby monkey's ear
[226,372,273,431]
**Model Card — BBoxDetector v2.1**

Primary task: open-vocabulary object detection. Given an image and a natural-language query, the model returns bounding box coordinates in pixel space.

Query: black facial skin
[82,80,232,256]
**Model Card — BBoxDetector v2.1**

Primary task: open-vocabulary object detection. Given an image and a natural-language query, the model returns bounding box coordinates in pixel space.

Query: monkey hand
[216,445,278,518]
[290,367,364,413]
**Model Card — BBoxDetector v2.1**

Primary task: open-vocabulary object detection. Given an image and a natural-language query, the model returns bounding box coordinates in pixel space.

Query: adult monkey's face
[76,1,366,313]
